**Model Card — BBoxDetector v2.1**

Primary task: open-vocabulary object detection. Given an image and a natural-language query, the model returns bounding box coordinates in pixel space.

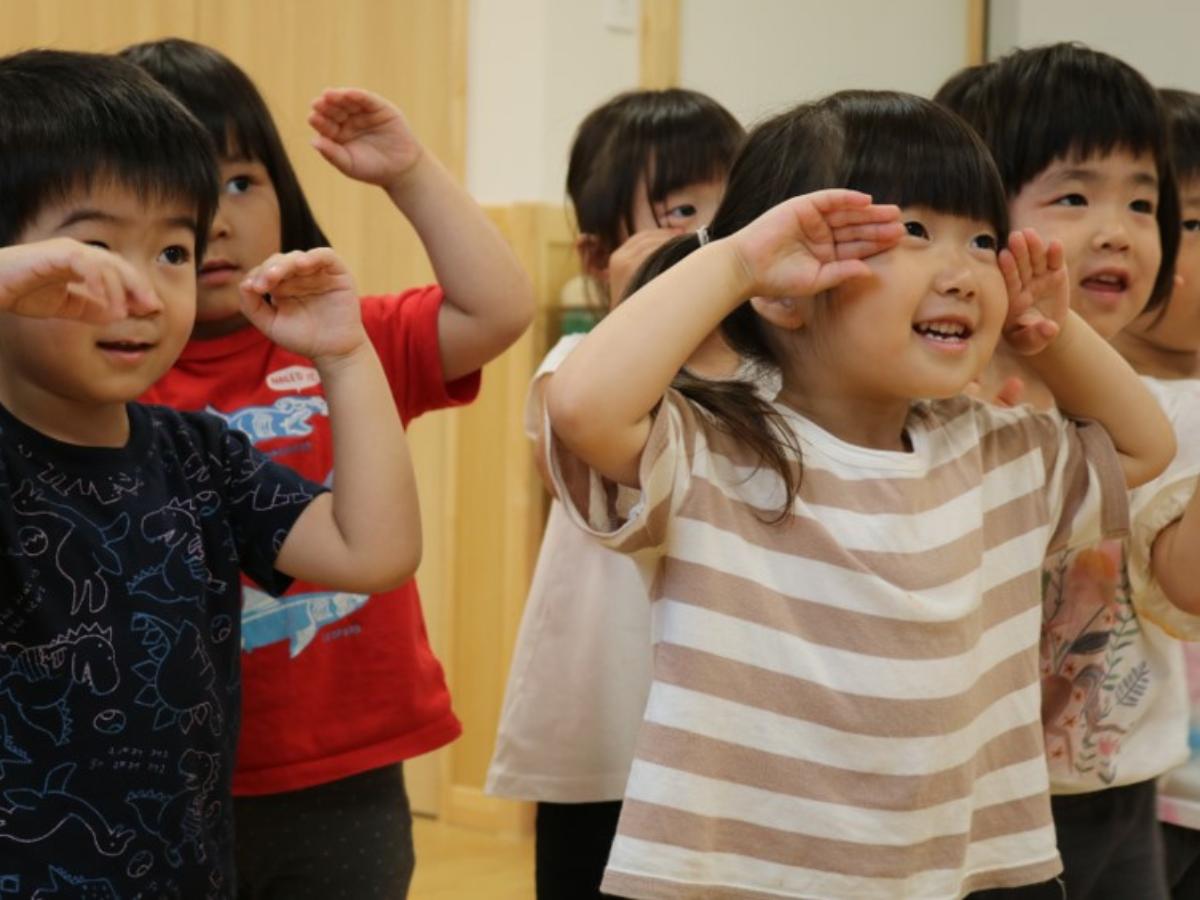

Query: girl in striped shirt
[545,91,1174,899]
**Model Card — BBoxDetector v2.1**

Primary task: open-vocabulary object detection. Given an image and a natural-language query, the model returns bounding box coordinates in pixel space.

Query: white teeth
[915,322,967,338]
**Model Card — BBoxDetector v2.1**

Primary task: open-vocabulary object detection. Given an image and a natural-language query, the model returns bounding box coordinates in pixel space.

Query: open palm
[309,88,422,188]
[732,190,903,298]
[240,249,366,361]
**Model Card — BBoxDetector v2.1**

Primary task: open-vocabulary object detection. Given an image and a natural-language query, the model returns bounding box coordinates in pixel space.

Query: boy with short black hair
[0,49,420,897]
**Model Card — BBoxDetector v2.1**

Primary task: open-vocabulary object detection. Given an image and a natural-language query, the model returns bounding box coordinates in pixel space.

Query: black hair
[567,88,743,269]
[937,42,1180,309]
[0,49,218,261]
[931,62,993,116]
[631,91,1008,519]
[121,37,329,253]
[1161,89,1200,184]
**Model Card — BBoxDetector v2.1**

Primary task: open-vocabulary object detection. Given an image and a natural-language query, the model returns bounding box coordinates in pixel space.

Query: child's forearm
[315,343,422,588]
[386,153,534,381]
[1023,311,1175,487]
[547,240,750,483]
[1150,488,1200,614]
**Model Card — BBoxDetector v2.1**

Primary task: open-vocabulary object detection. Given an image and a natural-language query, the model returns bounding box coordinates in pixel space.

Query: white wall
[467,0,975,203]
[679,0,973,125]
[467,0,638,203]
[988,0,1200,91]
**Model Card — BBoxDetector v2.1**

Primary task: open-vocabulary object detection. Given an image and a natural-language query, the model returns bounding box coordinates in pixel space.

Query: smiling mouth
[1081,272,1130,293]
[913,321,973,341]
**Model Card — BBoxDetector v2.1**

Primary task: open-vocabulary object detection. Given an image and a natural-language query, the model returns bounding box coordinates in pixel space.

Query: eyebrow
[1048,167,1159,190]
[56,208,198,235]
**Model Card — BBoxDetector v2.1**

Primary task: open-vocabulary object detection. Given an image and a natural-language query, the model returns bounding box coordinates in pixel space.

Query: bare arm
[1149,491,1200,614]
[547,191,903,487]
[310,88,534,383]
[241,249,421,593]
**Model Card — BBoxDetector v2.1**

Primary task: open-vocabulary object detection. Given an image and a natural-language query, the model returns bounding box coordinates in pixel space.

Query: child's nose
[208,204,231,242]
[936,264,977,298]
[127,285,164,317]
[1092,217,1131,252]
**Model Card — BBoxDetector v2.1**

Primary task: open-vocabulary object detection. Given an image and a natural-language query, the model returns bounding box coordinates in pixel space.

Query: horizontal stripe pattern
[551,389,1123,898]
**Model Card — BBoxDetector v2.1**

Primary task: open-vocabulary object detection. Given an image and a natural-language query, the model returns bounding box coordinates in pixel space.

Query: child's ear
[575,234,610,280]
[750,295,808,330]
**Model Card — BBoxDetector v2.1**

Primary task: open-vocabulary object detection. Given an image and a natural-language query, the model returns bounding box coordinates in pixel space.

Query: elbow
[545,374,593,452]
[1125,426,1176,489]
[355,541,422,594]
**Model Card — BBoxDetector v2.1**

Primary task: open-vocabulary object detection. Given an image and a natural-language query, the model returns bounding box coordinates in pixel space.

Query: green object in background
[560,307,600,335]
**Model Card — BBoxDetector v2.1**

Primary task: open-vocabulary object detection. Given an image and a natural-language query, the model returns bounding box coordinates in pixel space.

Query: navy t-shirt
[0,402,324,899]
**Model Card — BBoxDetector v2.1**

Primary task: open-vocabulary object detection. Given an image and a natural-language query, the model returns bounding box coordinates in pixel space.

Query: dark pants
[536,800,622,899]
[968,878,1065,899]
[234,763,414,900]
[1162,821,1200,899]
[1050,779,1169,900]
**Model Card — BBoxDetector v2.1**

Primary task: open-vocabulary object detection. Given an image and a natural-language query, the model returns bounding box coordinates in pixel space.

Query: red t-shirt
[142,286,477,794]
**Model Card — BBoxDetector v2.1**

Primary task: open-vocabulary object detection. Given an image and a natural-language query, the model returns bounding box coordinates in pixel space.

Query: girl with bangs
[941,45,1200,900]
[486,89,745,899]
[545,90,1173,899]
[121,38,534,900]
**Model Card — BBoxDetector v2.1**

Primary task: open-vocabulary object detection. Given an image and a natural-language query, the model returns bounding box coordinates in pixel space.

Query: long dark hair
[938,42,1180,311]
[120,37,329,253]
[631,91,1009,519]
[567,88,743,301]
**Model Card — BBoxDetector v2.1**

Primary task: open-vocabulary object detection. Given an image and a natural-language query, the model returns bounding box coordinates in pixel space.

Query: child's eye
[971,234,998,252]
[224,175,252,195]
[1130,199,1155,215]
[903,221,930,239]
[159,245,192,266]
[665,203,698,222]
[1052,193,1087,207]
[1184,219,1200,232]
[84,240,111,250]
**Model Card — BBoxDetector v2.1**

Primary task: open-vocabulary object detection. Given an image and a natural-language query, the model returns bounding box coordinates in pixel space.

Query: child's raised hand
[608,228,680,307]
[0,238,156,324]
[309,88,422,191]
[999,228,1069,356]
[730,190,903,299]
[239,249,367,362]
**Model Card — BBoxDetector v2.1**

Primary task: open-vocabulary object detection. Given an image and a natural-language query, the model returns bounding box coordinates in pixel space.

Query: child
[122,38,534,898]
[485,88,744,899]
[1117,88,1200,899]
[546,90,1174,899]
[0,49,419,898]
[940,45,1200,899]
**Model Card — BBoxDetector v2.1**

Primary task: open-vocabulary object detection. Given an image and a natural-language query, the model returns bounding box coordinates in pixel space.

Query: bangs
[0,50,217,257]
[644,106,744,204]
[967,43,1170,196]
[838,92,1009,239]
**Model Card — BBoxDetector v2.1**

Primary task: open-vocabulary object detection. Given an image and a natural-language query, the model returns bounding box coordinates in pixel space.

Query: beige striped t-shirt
[550,390,1128,900]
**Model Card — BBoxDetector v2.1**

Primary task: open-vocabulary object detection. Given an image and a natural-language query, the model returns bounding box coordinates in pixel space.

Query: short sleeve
[978,403,1128,555]
[360,288,482,424]
[547,388,701,556]
[215,422,328,595]
[523,334,586,440]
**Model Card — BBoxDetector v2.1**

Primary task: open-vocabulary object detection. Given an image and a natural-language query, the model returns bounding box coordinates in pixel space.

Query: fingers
[831,222,905,258]
[809,258,873,293]
[66,244,156,323]
[242,248,342,298]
